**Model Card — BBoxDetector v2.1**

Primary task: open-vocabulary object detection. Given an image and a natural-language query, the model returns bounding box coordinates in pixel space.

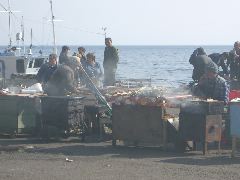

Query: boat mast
[8,0,12,47]
[50,0,57,54]
[0,0,20,48]
[28,28,33,55]
[21,16,25,54]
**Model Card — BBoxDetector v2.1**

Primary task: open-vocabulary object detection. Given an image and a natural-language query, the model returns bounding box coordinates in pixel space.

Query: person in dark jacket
[189,47,213,82]
[228,41,240,80]
[59,46,70,64]
[193,61,229,104]
[208,52,229,77]
[103,38,119,86]
[45,57,80,96]
[36,53,57,84]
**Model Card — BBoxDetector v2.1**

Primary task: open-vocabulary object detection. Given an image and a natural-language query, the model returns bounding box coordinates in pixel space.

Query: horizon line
[0,44,233,47]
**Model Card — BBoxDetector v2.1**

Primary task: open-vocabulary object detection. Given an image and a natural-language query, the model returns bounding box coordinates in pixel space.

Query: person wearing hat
[59,45,70,64]
[103,37,119,86]
[189,47,213,82]
[193,61,229,103]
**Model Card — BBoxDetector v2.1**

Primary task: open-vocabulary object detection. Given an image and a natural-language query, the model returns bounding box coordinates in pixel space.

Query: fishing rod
[78,64,112,115]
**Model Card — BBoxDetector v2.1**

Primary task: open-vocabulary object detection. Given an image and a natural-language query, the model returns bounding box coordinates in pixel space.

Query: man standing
[228,41,240,80]
[78,47,87,64]
[59,46,70,64]
[36,53,57,85]
[103,38,119,86]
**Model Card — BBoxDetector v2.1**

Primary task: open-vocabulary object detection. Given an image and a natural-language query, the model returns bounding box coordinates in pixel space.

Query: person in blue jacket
[84,52,103,87]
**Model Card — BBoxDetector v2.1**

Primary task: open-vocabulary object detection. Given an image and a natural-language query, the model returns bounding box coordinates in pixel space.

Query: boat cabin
[0,55,48,79]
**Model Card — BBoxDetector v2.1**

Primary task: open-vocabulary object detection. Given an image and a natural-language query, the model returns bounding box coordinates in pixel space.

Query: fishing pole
[77,64,112,115]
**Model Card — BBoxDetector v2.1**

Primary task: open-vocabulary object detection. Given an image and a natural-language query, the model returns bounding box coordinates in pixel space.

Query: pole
[8,0,12,47]
[50,0,57,54]
[102,27,107,39]
[21,16,25,55]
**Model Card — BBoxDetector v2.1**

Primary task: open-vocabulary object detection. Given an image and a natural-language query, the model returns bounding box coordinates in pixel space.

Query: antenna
[102,27,107,38]
[21,16,25,54]
[8,0,11,46]
[0,0,21,47]
[50,0,57,54]
[28,28,33,55]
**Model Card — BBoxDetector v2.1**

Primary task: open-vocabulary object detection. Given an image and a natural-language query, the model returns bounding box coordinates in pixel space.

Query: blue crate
[230,102,240,137]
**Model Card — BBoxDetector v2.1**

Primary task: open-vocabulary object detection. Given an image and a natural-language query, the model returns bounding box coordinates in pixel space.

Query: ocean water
[1,45,232,87]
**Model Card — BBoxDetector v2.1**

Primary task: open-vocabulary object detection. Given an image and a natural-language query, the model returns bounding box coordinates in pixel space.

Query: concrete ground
[0,137,240,180]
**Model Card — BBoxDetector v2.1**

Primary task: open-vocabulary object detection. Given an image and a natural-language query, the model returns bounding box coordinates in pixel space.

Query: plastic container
[229,90,240,101]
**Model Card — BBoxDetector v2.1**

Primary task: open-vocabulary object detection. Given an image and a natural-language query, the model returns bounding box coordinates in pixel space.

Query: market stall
[105,86,191,148]
[179,100,224,154]
[0,93,42,136]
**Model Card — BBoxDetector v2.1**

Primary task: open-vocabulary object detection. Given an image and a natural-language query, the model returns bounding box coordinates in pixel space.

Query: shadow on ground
[158,155,240,166]
[1,137,240,166]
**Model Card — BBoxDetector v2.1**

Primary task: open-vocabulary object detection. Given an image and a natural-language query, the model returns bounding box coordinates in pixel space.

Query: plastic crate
[229,90,240,101]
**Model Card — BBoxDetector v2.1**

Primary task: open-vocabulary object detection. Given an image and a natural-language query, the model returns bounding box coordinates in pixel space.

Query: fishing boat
[0,0,57,87]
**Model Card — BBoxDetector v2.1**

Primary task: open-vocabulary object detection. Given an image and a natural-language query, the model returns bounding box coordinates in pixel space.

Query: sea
[0,45,232,88]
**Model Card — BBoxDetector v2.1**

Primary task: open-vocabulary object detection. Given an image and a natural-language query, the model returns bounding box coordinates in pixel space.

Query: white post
[50,0,57,54]
[21,16,25,55]
[8,0,12,47]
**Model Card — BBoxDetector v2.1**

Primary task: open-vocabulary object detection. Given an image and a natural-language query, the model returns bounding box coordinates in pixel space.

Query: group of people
[37,37,236,103]
[36,37,119,96]
[190,41,240,82]
[188,43,240,103]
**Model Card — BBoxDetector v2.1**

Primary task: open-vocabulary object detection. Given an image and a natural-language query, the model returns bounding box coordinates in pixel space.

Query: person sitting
[208,52,230,77]
[83,53,103,87]
[189,47,213,82]
[193,61,229,104]
[45,56,80,96]
[36,54,57,86]
[59,46,70,64]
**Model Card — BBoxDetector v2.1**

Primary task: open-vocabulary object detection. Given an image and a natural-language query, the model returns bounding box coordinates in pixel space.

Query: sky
[0,0,239,46]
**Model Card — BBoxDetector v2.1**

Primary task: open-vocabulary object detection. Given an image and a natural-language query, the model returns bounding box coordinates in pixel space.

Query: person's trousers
[104,68,116,86]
